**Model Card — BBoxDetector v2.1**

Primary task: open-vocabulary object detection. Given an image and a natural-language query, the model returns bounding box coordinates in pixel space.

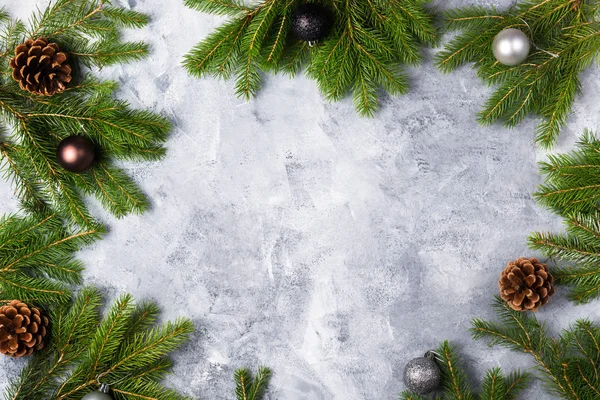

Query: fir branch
[529,211,600,303]
[528,132,600,303]
[438,0,600,147]
[0,212,102,305]
[184,0,252,16]
[0,1,170,228]
[235,367,272,400]
[5,288,193,400]
[400,340,529,400]
[184,0,437,116]
[472,297,600,399]
[5,287,102,400]
[535,131,600,215]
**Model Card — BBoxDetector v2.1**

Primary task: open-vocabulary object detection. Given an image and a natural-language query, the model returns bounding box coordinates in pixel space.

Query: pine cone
[499,257,555,312]
[0,300,49,358]
[9,38,72,96]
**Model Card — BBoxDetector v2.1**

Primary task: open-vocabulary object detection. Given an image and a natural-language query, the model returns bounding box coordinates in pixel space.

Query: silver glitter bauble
[492,28,531,66]
[81,384,113,400]
[403,352,441,395]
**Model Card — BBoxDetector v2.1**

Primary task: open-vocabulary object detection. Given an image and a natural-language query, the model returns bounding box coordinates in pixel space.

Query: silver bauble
[403,353,441,395]
[492,28,531,66]
[81,384,113,400]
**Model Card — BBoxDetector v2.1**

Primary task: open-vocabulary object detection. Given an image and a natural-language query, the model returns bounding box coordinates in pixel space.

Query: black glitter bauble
[291,3,333,42]
[403,352,441,395]
[56,136,95,172]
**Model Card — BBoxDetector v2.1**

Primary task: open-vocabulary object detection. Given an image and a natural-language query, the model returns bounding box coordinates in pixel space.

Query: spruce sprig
[234,367,272,400]
[529,211,600,304]
[529,211,600,303]
[0,212,102,305]
[0,1,170,228]
[183,0,437,116]
[437,0,600,148]
[472,297,600,400]
[4,287,194,400]
[535,131,600,215]
[528,132,600,303]
[400,341,530,400]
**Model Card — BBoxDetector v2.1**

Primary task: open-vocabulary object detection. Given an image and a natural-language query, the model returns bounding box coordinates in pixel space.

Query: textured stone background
[2,0,600,399]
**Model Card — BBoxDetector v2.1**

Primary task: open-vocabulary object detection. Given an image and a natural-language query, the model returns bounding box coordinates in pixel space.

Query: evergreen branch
[0,213,102,305]
[184,0,252,16]
[481,368,506,400]
[504,370,531,399]
[438,0,600,147]
[185,0,438,115]
[70,40,149,67]
[0,141,47,211]
[399,392,427,400]
[5,289,192,400]
[400,340,529,400]
[0,0,170,227]
[436,341,476,400]
[535,131,600,214]
[235,367,272,400]
[529,132,600,303]
[101,6,149,28]
[473,297,600,399]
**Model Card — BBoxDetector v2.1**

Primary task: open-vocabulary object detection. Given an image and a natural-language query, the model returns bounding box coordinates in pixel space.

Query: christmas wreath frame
[2,0,600,399]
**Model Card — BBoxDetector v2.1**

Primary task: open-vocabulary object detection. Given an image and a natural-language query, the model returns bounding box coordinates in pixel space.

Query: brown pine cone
[9,38,72,96]
[499,257,555,312]
[0,300,49,358]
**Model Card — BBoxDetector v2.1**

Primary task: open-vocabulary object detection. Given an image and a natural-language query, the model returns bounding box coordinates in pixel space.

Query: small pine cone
[499,257,555,312]
[9,37,72,96]
[0,300,49,358]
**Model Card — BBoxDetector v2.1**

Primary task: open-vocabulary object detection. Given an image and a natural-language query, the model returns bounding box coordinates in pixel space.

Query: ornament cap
[99,383,111,394]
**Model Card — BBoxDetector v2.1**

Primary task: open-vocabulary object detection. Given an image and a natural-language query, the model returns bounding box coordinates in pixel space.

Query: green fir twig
[183,0,438,116]
[0,212,102,305]
[400,341,530,400]
[535,131,600,215]
[472,297,600,399]
[438,0,600,148]
[235,366,272,400]
[529,131,600,303]
[0,0,171,228]
[4,287,194,400]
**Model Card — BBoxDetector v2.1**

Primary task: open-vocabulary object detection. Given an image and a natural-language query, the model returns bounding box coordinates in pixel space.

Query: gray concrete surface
[2,0,600,398]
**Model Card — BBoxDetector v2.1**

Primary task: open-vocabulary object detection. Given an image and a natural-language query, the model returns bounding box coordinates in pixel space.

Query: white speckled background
[2,0,600,398]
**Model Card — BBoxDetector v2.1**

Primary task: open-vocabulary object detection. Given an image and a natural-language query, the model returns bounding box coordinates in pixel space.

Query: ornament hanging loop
[98,383,111,394]
[308,41,316,47]
[96,371,132,387]
[518,18,559,58]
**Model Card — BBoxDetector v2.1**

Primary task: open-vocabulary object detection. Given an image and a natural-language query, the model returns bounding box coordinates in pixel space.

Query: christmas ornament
[291,3,333,45]
[492,28,530,66]
[56,136,96,172]
[10,37,72,96]
[499,257,555,312]
[0,300,49,358]
[403,351,441,395]
[82,384,113,400]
